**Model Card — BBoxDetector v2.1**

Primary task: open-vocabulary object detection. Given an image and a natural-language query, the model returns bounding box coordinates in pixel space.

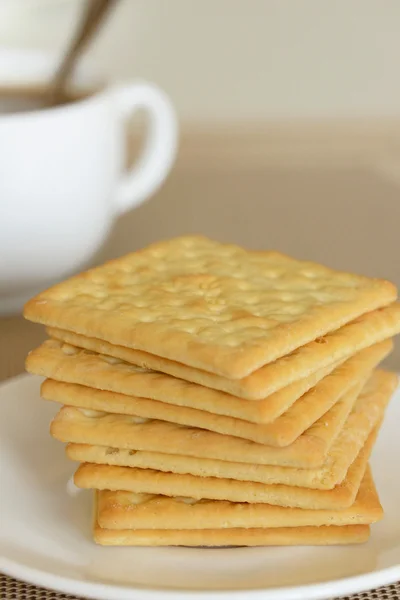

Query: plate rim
[1,556,399,600]
[1,373,400,600]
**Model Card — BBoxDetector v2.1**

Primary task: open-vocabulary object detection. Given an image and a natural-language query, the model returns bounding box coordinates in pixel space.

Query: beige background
[1,0,400,123]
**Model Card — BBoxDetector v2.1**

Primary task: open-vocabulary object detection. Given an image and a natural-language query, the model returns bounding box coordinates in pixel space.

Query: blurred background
[1,0,400,371]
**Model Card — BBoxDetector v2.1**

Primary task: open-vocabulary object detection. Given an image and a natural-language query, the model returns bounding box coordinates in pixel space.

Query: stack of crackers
[24,236,400,547]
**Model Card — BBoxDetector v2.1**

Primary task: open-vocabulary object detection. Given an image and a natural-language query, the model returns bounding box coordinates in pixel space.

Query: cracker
[23,236,397,379]
[66,370,391,489]
[53,372,390,469]
[97,466,382,529]
[51,374,369,470]
[94,521,370,547]
[48,302,400,400]
[42,341,391,446]
[28,340,340,424]
[28,338,391,429]
[56,371,396,469]
[74,424,378,509]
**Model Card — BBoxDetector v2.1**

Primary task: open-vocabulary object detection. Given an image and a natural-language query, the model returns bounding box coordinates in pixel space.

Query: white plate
[0,374,399,600]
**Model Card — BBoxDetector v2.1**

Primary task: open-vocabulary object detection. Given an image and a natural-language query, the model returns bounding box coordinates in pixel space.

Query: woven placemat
[1,574,399,600]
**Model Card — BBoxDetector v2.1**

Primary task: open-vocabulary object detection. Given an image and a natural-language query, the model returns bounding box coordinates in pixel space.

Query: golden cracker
[42,341,391,446]
[94,521,370,547]
[23,236,397,379]
[29,341,340,424]
[29,336,390,428]
[52,374,371,470]
[97,466,382,529]
[48,303,400,400]
[66,370,391,489]
[74,424,378,509]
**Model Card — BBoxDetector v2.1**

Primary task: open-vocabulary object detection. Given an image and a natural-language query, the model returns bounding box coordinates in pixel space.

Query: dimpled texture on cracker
[23,236,397,379]
[47,302,400,400]
[28,314,397,424]
[96,466,382,530]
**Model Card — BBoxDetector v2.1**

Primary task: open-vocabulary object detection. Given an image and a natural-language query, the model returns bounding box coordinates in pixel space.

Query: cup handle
[113,82,178,214]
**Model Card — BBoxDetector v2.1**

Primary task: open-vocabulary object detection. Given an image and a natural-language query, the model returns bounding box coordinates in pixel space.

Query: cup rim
[0,47,107,119]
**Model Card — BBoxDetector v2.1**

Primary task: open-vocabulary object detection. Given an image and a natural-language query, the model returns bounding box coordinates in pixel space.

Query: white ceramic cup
[0,49,178,314]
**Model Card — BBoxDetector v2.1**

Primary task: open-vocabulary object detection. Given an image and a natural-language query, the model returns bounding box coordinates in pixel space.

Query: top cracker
[24,236,397,378]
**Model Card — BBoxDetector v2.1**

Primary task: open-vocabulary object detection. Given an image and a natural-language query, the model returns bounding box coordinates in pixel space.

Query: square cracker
[51,381,358,469]
[47,302,400,400]
[28,340,340,424]
[52,371,396,469]
[94,522,370,547]
[74,423,379,509]
[42,341,391,446]
[28,334,393,429]
[23,236,397,379]
[97,466,382,530]
[66,367,391,489]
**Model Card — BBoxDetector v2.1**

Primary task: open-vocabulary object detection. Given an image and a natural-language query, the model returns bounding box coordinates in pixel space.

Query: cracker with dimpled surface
[96,466,382,530]
[74,423,379,509]
[66,370,393,489]
[53,372,396,469]
[50,377,364,470]
[41,341,390,446]
[23,235,397,379]
[47,302,400,400]
[28,339,340,424]
[28,332,392,429]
